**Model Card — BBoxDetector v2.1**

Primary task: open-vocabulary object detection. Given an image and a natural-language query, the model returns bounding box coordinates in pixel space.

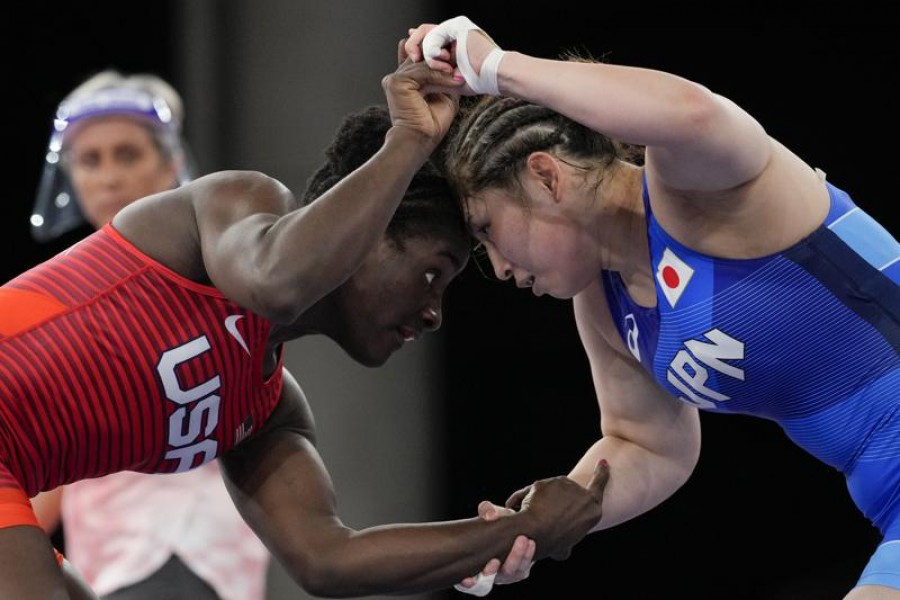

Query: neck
[593,162,647,275]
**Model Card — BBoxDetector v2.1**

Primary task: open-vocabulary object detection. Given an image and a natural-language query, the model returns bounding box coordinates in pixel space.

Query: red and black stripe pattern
[0,224,283,496]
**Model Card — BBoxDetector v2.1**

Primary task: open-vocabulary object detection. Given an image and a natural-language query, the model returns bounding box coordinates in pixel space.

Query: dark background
[7,5,895,600]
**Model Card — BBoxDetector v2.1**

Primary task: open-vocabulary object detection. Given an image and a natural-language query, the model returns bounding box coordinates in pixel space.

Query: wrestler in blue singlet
[602,174,900,588]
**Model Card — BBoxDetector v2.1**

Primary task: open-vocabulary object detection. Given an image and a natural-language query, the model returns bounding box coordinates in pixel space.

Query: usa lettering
[666,328,744,409]
[157,336,222,472]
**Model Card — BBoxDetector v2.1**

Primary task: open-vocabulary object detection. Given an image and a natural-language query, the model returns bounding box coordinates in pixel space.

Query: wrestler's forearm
[568,436,696,531]
[276,514,539,597]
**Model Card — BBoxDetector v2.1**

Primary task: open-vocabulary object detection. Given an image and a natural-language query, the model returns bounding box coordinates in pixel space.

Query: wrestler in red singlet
[0,224,283,512]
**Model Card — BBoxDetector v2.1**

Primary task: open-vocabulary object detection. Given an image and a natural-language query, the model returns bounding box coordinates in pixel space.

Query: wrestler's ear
[525,152,561,203]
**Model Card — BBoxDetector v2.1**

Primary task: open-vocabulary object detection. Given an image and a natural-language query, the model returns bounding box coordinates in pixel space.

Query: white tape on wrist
[456,32,504,95]
[422,15,505,96]
[477,47,505,96]
[453,572,496,597]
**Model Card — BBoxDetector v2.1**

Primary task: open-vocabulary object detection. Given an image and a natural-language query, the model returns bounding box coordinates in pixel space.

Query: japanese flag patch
[656,247,694,308]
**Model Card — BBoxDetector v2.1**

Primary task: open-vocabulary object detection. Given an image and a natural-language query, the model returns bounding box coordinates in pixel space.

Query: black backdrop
[7,6,897,600]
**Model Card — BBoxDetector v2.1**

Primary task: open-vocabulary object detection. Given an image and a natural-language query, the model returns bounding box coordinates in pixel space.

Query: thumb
[477,501,508,521]
[586,459,610,499]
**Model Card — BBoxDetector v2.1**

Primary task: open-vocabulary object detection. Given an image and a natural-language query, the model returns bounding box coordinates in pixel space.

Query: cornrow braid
[302,105,470,249]
[442,90,643,201]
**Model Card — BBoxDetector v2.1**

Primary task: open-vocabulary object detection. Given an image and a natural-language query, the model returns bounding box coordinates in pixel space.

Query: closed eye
[467,218,489,240]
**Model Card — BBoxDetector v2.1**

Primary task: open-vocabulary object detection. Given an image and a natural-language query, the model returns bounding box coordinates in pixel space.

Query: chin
[343,344,391,368]
[335,327,398,368]
[553,278,589,299]
[549,289,576,300]
[358,354,389,368]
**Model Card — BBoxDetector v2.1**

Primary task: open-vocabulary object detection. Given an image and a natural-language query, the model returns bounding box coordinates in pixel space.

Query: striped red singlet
[0,224,283,497]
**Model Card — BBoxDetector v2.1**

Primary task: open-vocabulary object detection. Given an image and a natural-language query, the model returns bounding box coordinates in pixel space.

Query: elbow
[281,537,369,599]
[283,550,342,598]
[249,284,305,325]
[247,261,328,324]
[676,440,701,486]
[243,240,316,325]
[671,83,723,138]
[248,245,336,324]
[672,415,702,485]
[294,563,369,599]
[297,568,346,599]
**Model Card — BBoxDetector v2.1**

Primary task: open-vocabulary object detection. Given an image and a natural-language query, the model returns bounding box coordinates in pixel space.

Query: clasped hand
[381,41,465,151]
[457,460,610,596]
[403,16,504,96]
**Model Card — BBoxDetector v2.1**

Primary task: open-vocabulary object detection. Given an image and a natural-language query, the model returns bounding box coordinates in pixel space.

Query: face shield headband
[30,86,194,242]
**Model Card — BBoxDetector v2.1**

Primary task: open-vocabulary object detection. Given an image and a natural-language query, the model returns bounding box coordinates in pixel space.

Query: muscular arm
[406,19,827,263]
[496,52,770,192]
[191,127,439,323]
[114,60,462,325]
[193,62,463,323]
[406,23,770,194]
[567,283,701,531]
[221,368,608,598]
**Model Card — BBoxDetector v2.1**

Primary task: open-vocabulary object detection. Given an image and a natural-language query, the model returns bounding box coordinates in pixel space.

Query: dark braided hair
[441,65,644,201]
[302,105,470,250]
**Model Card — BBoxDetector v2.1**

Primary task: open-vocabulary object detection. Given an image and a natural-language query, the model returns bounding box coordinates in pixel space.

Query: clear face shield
[30,86,194,242]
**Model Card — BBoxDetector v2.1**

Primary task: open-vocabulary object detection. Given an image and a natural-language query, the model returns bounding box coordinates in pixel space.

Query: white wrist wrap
[454,572,496,597]
[458,37,504,96]
[423,15,505,96]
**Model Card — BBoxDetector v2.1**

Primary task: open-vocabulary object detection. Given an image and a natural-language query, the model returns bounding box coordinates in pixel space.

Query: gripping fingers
[477,500,511,521]
[383,60,462,98]
[405,28,420,60]
[421,15,504,95]
[397,38,408,66]
[505,485,531,510]
[421,16,477,66]
[405,24,440,65]
[496,535,534,584]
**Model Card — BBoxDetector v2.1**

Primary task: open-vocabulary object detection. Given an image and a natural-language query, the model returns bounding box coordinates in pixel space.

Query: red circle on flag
[662,265,680,288]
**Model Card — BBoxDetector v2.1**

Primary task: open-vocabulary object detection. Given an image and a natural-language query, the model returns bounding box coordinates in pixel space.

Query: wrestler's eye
[425,270,437,286]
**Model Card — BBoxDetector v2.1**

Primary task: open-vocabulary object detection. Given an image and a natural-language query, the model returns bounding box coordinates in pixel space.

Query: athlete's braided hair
[441,57,643,202]
[302,105,469,249]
